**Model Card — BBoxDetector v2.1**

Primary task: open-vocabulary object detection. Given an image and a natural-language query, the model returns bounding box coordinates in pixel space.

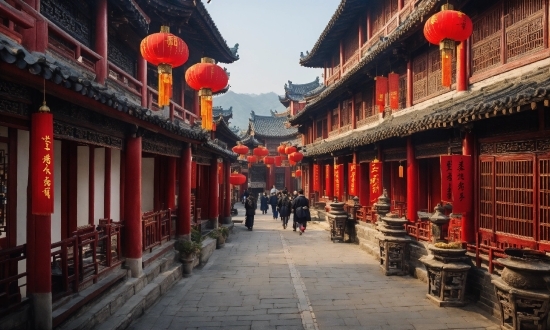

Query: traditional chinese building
[290,0,550,318]
[0,0,238,328]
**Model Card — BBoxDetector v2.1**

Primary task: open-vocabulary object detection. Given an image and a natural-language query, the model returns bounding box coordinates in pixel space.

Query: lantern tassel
[158,64,173,107]
[440,39,454,88]
[399,163,404,178]
[200,89,213,131]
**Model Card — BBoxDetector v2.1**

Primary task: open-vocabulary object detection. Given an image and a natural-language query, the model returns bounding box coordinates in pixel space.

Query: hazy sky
[207,0,339,95]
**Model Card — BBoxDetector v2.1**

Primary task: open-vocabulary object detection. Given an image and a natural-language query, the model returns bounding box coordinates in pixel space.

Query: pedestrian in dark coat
[291,189,310,235]
[278,192,292,229]
[260,193,269,214]
[269,193,279,219]
[244,195,256,231]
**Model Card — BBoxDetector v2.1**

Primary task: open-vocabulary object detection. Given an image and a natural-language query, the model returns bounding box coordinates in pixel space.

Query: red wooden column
[94,0,108,84]
[222,160,231,224]
[167,157,176,210]
[104,148,111,219]
[351,95,357,129]
[209,158,220,228]
[178,143,192,238]
[406,60,413,108]
[124,136,142,277]
[406,137,418,223]
[456,41,468,92]
[29,215,52,329]
[138,57,147,107]
[462,131,475,242]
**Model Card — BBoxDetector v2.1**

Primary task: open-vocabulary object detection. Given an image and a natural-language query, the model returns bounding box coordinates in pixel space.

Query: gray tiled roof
[248,111,298,138]
[279,77,324,105]
[213,106,233,120]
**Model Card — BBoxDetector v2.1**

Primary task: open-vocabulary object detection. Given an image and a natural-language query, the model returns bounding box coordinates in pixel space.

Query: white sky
[206,0,340,94]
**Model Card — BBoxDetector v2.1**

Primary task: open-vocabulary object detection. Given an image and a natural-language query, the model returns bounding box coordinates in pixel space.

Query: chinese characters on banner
[325,164,333,197]
[31,112,54,215]
[452,155,472,213]
[388,73,400,110]
[191,161,197,189]
[348,163,357,196]
[370,160,382,204]
[440,155,453,202]
[334,164,343,201]
[313,164,320,192]
[375,76,388,112]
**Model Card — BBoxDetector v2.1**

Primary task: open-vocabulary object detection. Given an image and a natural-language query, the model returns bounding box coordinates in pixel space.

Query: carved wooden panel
[479,157,494,230]
[108,31,137,77]
[412,53,428,101]
[41,0,93,47]
[343,24,359,62]
[398,73,407,109]
[540,157,550,242]
[362,86,374,118]
[472,5,502,75]
[505,12,544,62]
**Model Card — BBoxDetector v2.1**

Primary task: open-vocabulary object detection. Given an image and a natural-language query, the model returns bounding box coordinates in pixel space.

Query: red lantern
[232,143,249,155]
[253,146,269,158]
[285,146,297,155]
[277,144,287,155]
[140,26,189,107]
[263,156,275,165]
[423,4,473,87]
[274,156,282,167]
[247,155,257,164]
[289,151,303,163]
[295,169,302,177]
[229,172,247,185]
[185,57,229,131]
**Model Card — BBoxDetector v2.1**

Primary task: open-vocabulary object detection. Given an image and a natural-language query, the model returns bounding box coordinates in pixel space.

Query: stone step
[56,249,176,330]
[93,263,183,330]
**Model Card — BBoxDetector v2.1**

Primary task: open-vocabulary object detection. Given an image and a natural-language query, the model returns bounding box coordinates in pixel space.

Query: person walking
[270,185,277,195]
[292,189,310,235]
[244,194,256,231]
[242,189,249,204]
[278,191,292,229]
[269,192,279,219]
[260,192,269,214]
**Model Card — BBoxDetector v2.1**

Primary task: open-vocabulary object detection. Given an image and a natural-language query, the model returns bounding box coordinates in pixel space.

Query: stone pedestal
[327,202,348,242]
[376,214,410,276]
[491,249,550,330]
[420,246,471,307]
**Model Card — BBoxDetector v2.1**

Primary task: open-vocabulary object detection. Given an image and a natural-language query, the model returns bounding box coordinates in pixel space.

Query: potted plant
[209,228,225,249]
[175,239,201,275]
[220,226,230,241]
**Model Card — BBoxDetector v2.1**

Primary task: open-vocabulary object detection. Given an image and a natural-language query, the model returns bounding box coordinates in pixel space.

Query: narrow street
[126,204,498,330]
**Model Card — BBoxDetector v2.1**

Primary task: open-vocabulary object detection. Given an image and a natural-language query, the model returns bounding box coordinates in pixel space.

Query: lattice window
[540,158,550,242]
[505,0,544,62]
[332,108,339,130]
[355,93,363,121]
[412,53,428,101]
[371,2,385,35]
[363,86,374,118]
[494,158,534,238]
[398,73,407,109]
[41,0,93,47]
[480,158,494,230]
[344,25,359,62]
[472,6,502,75]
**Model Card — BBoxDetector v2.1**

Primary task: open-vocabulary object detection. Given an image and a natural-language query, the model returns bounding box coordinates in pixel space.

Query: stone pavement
[126,203,499,330]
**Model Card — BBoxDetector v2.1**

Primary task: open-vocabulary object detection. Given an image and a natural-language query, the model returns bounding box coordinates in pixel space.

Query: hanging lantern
[229,172,247,185]
[295,169,302,177]
[274,156,282,167]
[185,57,229,131]
[291,171,296,178]
[253,145,269,158]
[263,156,275,165]
[232,142,249,160]
[140,26,189,107]
[285,145,297,155]
[423,4,473,87]
[277,143,287,155]
[289,151,303,163]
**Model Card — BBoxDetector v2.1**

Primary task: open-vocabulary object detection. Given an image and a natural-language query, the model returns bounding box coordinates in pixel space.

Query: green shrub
[219,226,229,238]
[191,228,203,243]
[208,228,222,239]
[175,239,201,256]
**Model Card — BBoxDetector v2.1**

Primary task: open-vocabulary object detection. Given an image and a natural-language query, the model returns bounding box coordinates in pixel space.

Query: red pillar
[223,160,231,223]
[209,158,219,228]
[178,144,192,238]
[406,60,413,108]
[351,94,357,129]
[124,137,142,277]
[94,0,108,84]
[167,158,176,210]
[406,137,418,223]
[104,148,111,219]
[457,41,468,92]
[462,132,475,242]
[138,57,147,107]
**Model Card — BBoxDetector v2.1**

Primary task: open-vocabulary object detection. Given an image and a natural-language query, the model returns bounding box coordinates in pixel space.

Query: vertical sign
[31,112,54,215]
[370,160,382,204]
[440,155,453,202]
[191,161,197,189]
[325,164,333,197]
[375,76,388,113]
[348,163,357,196]
[313,164,320,192]
[334,164,343,201]
[452,155,472,213]
[388,73,400,110]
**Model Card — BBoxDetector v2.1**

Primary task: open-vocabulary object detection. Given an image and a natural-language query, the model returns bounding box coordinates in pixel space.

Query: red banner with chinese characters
[31,112,54,215]
[348,163,357,196]
[452,155,472,213]
[375,76,387,113]
[334,164,343,201]
[388,73,399,110]
[369,160,382,204]
[440,155,453,202]
[325,164,333,197]
[191,161,197,189]
[313,164,320,192]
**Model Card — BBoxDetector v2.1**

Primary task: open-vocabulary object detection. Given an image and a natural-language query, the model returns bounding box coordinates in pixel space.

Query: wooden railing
[142,209,172,252]
[342,51,360,73]
[406,219,432,242]
[170,101,197,125]
[0,0,34,43]
[0,245,27,313]
[326,65,341,86]
[357,114,379,128]
[108,62,142,97]
[97,219,123,268]
[356,205,376,224]
[51,237,78,296]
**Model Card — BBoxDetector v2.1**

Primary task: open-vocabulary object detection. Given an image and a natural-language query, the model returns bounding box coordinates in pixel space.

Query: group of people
[242,186,310,235]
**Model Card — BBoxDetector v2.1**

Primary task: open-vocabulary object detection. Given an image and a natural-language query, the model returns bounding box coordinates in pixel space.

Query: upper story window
[41,0,93,48]
[371,0,398,37]
[343,24,359,62]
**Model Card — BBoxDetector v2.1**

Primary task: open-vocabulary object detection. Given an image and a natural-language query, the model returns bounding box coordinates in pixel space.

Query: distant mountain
[214,91,287,130]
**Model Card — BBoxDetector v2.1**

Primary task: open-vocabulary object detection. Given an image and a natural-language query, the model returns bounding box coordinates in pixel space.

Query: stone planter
[420,246,471,307]
[326,202,348,242]
[216,236,225,249]
[376,213,410,276]
[491,249,550,330]
[180,255,195,276]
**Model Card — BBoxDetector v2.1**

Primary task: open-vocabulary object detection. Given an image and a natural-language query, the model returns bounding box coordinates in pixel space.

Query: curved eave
[291,0,438,125]
[215,118,241,143]
[300,0,370,68]
[204,140,238,160]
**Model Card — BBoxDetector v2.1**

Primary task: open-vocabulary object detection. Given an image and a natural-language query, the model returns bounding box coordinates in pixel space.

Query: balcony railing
[342,51,360,73]
[142,209,172,252]
[0,244,27,314]
[108,61,142,97]
[326,66,341,86]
